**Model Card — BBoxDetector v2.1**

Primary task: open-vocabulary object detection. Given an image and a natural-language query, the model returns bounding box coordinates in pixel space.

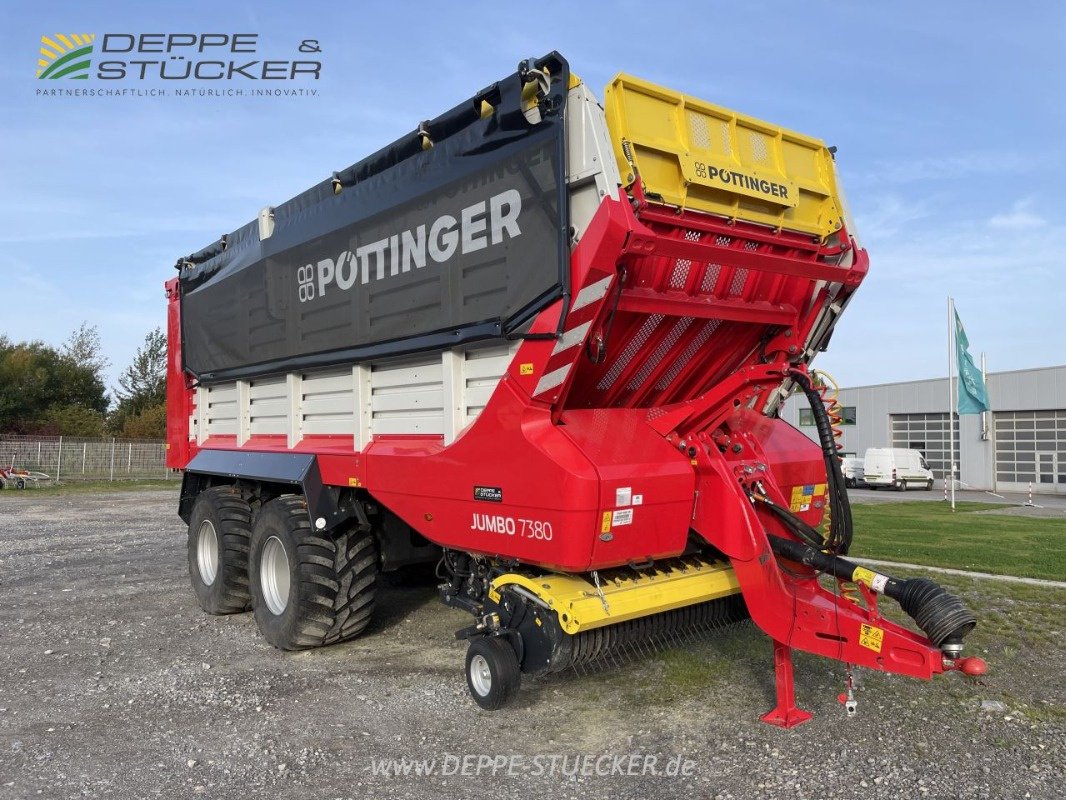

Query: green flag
[954,308,989,414]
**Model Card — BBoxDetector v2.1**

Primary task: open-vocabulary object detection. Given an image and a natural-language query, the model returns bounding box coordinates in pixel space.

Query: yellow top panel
[604,74,844,238]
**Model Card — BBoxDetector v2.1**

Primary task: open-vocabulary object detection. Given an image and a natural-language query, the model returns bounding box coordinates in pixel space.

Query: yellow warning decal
[348,477,361,487]
[600,511,613,533]
[789,483,827,511]
[852,566,877,588]
[859,623,884,653]
[519,362,534,375]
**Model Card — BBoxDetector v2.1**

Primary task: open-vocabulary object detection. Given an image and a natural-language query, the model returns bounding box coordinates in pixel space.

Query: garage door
[890,412,959,481]
[995,410,1066,494]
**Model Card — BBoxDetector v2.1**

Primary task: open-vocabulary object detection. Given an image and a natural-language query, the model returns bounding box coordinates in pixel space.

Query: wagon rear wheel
[249,496,379,650]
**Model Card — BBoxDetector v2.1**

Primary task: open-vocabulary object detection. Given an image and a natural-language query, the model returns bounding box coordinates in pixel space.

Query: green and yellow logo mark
[37,34,95,80]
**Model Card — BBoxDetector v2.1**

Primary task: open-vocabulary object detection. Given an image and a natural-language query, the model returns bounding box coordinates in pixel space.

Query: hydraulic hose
[767,534,977,654]
[789,370,853,554]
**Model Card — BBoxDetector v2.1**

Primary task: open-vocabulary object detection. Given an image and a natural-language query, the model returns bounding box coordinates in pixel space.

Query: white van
[862,448,935,491]
[841,457,865,488]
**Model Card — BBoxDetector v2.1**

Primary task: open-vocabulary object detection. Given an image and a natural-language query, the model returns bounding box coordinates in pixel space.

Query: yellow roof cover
[604,74,844,238]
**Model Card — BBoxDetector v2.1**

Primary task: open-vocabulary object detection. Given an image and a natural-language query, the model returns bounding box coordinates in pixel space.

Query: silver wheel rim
[261,536,290,615]
[469,653,492,696]
[197,521,219,586]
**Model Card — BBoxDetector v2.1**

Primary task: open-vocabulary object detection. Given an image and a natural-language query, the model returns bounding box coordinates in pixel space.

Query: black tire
[898,479,908,492]
[249,495,378,650]
[465,636,521,710]
[187,486,253,615]
[926,479,934,491]
[15,477,26,489]
[844,477,854,489]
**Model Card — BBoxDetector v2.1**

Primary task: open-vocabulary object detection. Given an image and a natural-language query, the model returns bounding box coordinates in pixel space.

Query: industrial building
[780,365,1066,494]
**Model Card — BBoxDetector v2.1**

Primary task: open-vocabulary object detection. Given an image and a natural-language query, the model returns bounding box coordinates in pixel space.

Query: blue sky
[1,1,1063,394]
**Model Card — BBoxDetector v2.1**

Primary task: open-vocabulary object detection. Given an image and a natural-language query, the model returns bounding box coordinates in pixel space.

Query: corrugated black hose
[788,370,853,555]
[767,534,977,653]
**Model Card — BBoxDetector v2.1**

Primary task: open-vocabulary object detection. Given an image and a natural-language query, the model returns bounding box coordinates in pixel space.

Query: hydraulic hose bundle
[751,368,977,657]
[788,370,853,555]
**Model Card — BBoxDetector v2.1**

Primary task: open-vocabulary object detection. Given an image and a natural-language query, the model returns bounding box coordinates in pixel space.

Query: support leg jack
[761,640,813,728]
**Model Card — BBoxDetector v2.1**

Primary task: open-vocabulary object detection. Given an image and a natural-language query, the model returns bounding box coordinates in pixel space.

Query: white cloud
[857,151,1035,186]
[988,198,1046,230]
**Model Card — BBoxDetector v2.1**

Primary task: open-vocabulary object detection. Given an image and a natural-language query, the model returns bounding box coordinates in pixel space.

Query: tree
[120,403,167,439]
[35,405,106,437]
[62,322,110,379]
[0,332,108,434]
[110,328,167,435]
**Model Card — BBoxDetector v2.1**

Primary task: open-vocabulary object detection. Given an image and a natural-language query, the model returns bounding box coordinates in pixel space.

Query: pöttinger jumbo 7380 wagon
[166,52,984,725]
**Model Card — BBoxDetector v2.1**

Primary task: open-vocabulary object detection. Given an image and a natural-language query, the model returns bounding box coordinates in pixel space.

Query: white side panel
[441,350,464,445]
[196,344,517,445]
[248,376,288,436]
[302,369,356,436]
[286,373,302,448]
[203,384,238,437]
[463,343,519,426]
[236,380,250,445]
[353,364,371,450]
[370,356,444,436]
[566,82,621,245]
[188,389,199,442]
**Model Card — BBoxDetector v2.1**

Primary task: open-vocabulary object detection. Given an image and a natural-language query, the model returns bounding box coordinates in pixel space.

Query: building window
[890,412,958,479]
[994,409,1066,486]
[799,406,856,426]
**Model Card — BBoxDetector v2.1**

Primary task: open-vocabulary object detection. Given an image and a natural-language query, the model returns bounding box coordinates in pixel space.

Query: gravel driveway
[0,489,1062,799]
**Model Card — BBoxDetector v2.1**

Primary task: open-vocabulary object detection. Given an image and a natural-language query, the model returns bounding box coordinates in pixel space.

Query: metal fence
[0,435,172,483]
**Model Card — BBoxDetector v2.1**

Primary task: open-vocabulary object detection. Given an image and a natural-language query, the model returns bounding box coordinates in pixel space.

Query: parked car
[841,457,865,488]
[862,448,934,491]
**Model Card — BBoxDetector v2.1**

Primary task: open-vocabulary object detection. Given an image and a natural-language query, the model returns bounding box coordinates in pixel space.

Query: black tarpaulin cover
[178,53,570,382]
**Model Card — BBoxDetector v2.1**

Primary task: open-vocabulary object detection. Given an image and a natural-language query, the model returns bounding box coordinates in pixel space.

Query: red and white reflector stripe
[532,274,615,400]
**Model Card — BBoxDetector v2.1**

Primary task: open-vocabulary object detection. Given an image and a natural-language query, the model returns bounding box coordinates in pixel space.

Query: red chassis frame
[168,189,960,725]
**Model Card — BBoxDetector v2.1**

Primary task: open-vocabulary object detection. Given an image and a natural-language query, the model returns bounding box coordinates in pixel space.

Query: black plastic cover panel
[179,53,570,382]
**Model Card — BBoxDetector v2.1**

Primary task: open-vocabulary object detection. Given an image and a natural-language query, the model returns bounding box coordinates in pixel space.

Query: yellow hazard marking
[348,477,361,487]
[789,483,827,512]
[852,566,877,588]
[519,362,534,375]
[600,511,613,533]
[859,623,884,653]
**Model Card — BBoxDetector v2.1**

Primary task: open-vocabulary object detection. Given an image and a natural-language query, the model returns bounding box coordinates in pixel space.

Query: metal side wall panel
[247,376,288,436]
[566,81,622,244]
[301,368,357,436]
[203,384,237,438]
[463,343,520,427]
[369,356,445,437]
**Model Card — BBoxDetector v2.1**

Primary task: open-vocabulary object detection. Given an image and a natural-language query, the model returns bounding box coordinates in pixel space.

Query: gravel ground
[0,489,1063,799]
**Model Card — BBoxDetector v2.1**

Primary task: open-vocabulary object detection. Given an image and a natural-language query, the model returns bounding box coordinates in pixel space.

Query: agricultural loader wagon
[167,52,983,725]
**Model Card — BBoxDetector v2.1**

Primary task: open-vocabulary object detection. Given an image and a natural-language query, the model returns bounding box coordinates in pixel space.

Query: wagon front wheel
[465,636,521,710]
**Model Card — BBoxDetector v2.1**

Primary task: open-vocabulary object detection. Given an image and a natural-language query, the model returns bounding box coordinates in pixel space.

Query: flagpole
[983,351,994,493]
[948,297,956,511]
